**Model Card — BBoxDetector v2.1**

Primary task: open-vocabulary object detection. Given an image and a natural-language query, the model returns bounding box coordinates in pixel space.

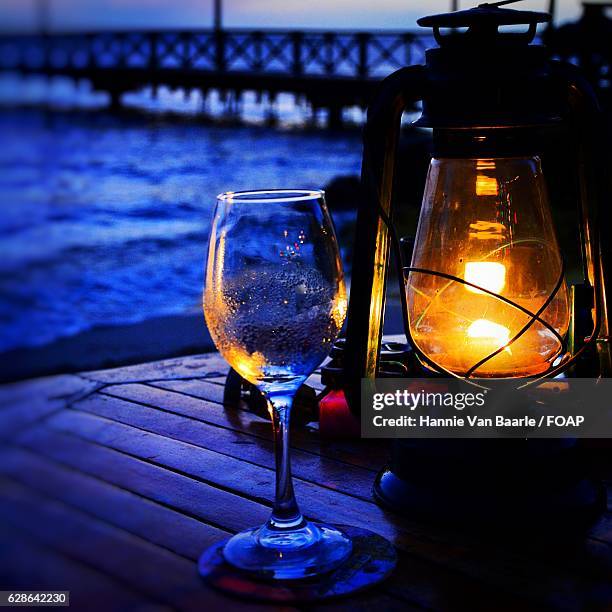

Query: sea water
[0,107,360,352]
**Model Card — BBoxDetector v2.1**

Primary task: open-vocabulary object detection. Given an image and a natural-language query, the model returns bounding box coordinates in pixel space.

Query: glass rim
[217,189,324,204]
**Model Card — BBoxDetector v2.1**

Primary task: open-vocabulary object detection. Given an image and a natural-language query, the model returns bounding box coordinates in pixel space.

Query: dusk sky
[0,0,589,31]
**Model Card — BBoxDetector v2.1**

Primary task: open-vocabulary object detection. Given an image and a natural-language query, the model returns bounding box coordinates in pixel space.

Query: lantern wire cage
[371,185,600,391]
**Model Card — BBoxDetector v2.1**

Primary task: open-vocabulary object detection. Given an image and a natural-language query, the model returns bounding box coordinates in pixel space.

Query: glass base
[223,520,353,580]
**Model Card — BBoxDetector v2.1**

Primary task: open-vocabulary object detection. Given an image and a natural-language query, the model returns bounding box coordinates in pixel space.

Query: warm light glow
[334,284,348,328]
[464,261,506,295]
[407,157,570,378]
[467,318,510,346]
[468,220,505,241]
[475,175,499,196]
[475,160,499,196]
[224,346,267,382]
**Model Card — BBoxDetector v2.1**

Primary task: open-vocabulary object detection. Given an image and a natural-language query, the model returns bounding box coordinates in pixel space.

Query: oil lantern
[343,1,611,527]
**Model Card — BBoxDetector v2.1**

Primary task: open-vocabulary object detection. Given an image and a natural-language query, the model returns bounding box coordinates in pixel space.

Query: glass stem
[267,393,303,529]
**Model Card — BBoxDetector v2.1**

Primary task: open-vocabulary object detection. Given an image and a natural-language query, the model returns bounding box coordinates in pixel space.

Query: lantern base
[374,439,605,536]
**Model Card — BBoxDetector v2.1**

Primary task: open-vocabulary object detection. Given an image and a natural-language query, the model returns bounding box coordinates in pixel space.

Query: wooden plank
[5,433,432,611]
[33,413,612,610]
[81,353,228,384]
[203,375,231,384]
[11,420,507,611]
[152,378,226,404]
[18,424,271,534]
[0,481,409,612]
[201,369,323,387]
[76,391,377,499]
[0,523,163,611]
[84,389,612,547]
[54,405,612,571]
[151,377,316,419]
[97,383,385,473]
[0,477,267,611]
[141,376,385,469]
[42,409,384,530]
[0,396,64,440]
[0,374,98,408]
[0,374,99,439]
[0,446,229,561]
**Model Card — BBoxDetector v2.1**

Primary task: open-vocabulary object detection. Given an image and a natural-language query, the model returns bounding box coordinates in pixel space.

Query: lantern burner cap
[418,2,550,47]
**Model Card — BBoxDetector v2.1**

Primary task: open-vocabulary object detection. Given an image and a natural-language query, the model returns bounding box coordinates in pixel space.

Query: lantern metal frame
[341,2,611,529]
[343,4,612,406]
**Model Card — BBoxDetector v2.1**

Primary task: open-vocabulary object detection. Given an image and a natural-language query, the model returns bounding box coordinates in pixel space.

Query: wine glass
[203,189,351,580]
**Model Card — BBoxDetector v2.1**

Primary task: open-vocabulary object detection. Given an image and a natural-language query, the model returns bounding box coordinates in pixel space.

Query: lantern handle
[419,1,549,49]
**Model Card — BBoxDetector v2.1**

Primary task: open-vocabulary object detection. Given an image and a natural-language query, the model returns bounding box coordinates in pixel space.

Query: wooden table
[1,352,610,611]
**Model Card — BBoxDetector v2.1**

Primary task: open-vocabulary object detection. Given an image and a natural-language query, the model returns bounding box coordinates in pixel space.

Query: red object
[318,389,361,438]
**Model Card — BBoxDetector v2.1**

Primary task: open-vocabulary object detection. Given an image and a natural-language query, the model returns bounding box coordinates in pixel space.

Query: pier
[0,29,428,126]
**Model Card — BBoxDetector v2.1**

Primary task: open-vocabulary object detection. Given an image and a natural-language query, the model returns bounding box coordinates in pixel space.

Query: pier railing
[0,29,429,79]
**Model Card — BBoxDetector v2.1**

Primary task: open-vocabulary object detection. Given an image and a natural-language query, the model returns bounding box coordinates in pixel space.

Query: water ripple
[0,108,361,351]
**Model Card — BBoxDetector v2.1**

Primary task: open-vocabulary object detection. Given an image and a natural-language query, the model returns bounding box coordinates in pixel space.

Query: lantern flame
[467,318,511,348]
[464,261,506,295]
